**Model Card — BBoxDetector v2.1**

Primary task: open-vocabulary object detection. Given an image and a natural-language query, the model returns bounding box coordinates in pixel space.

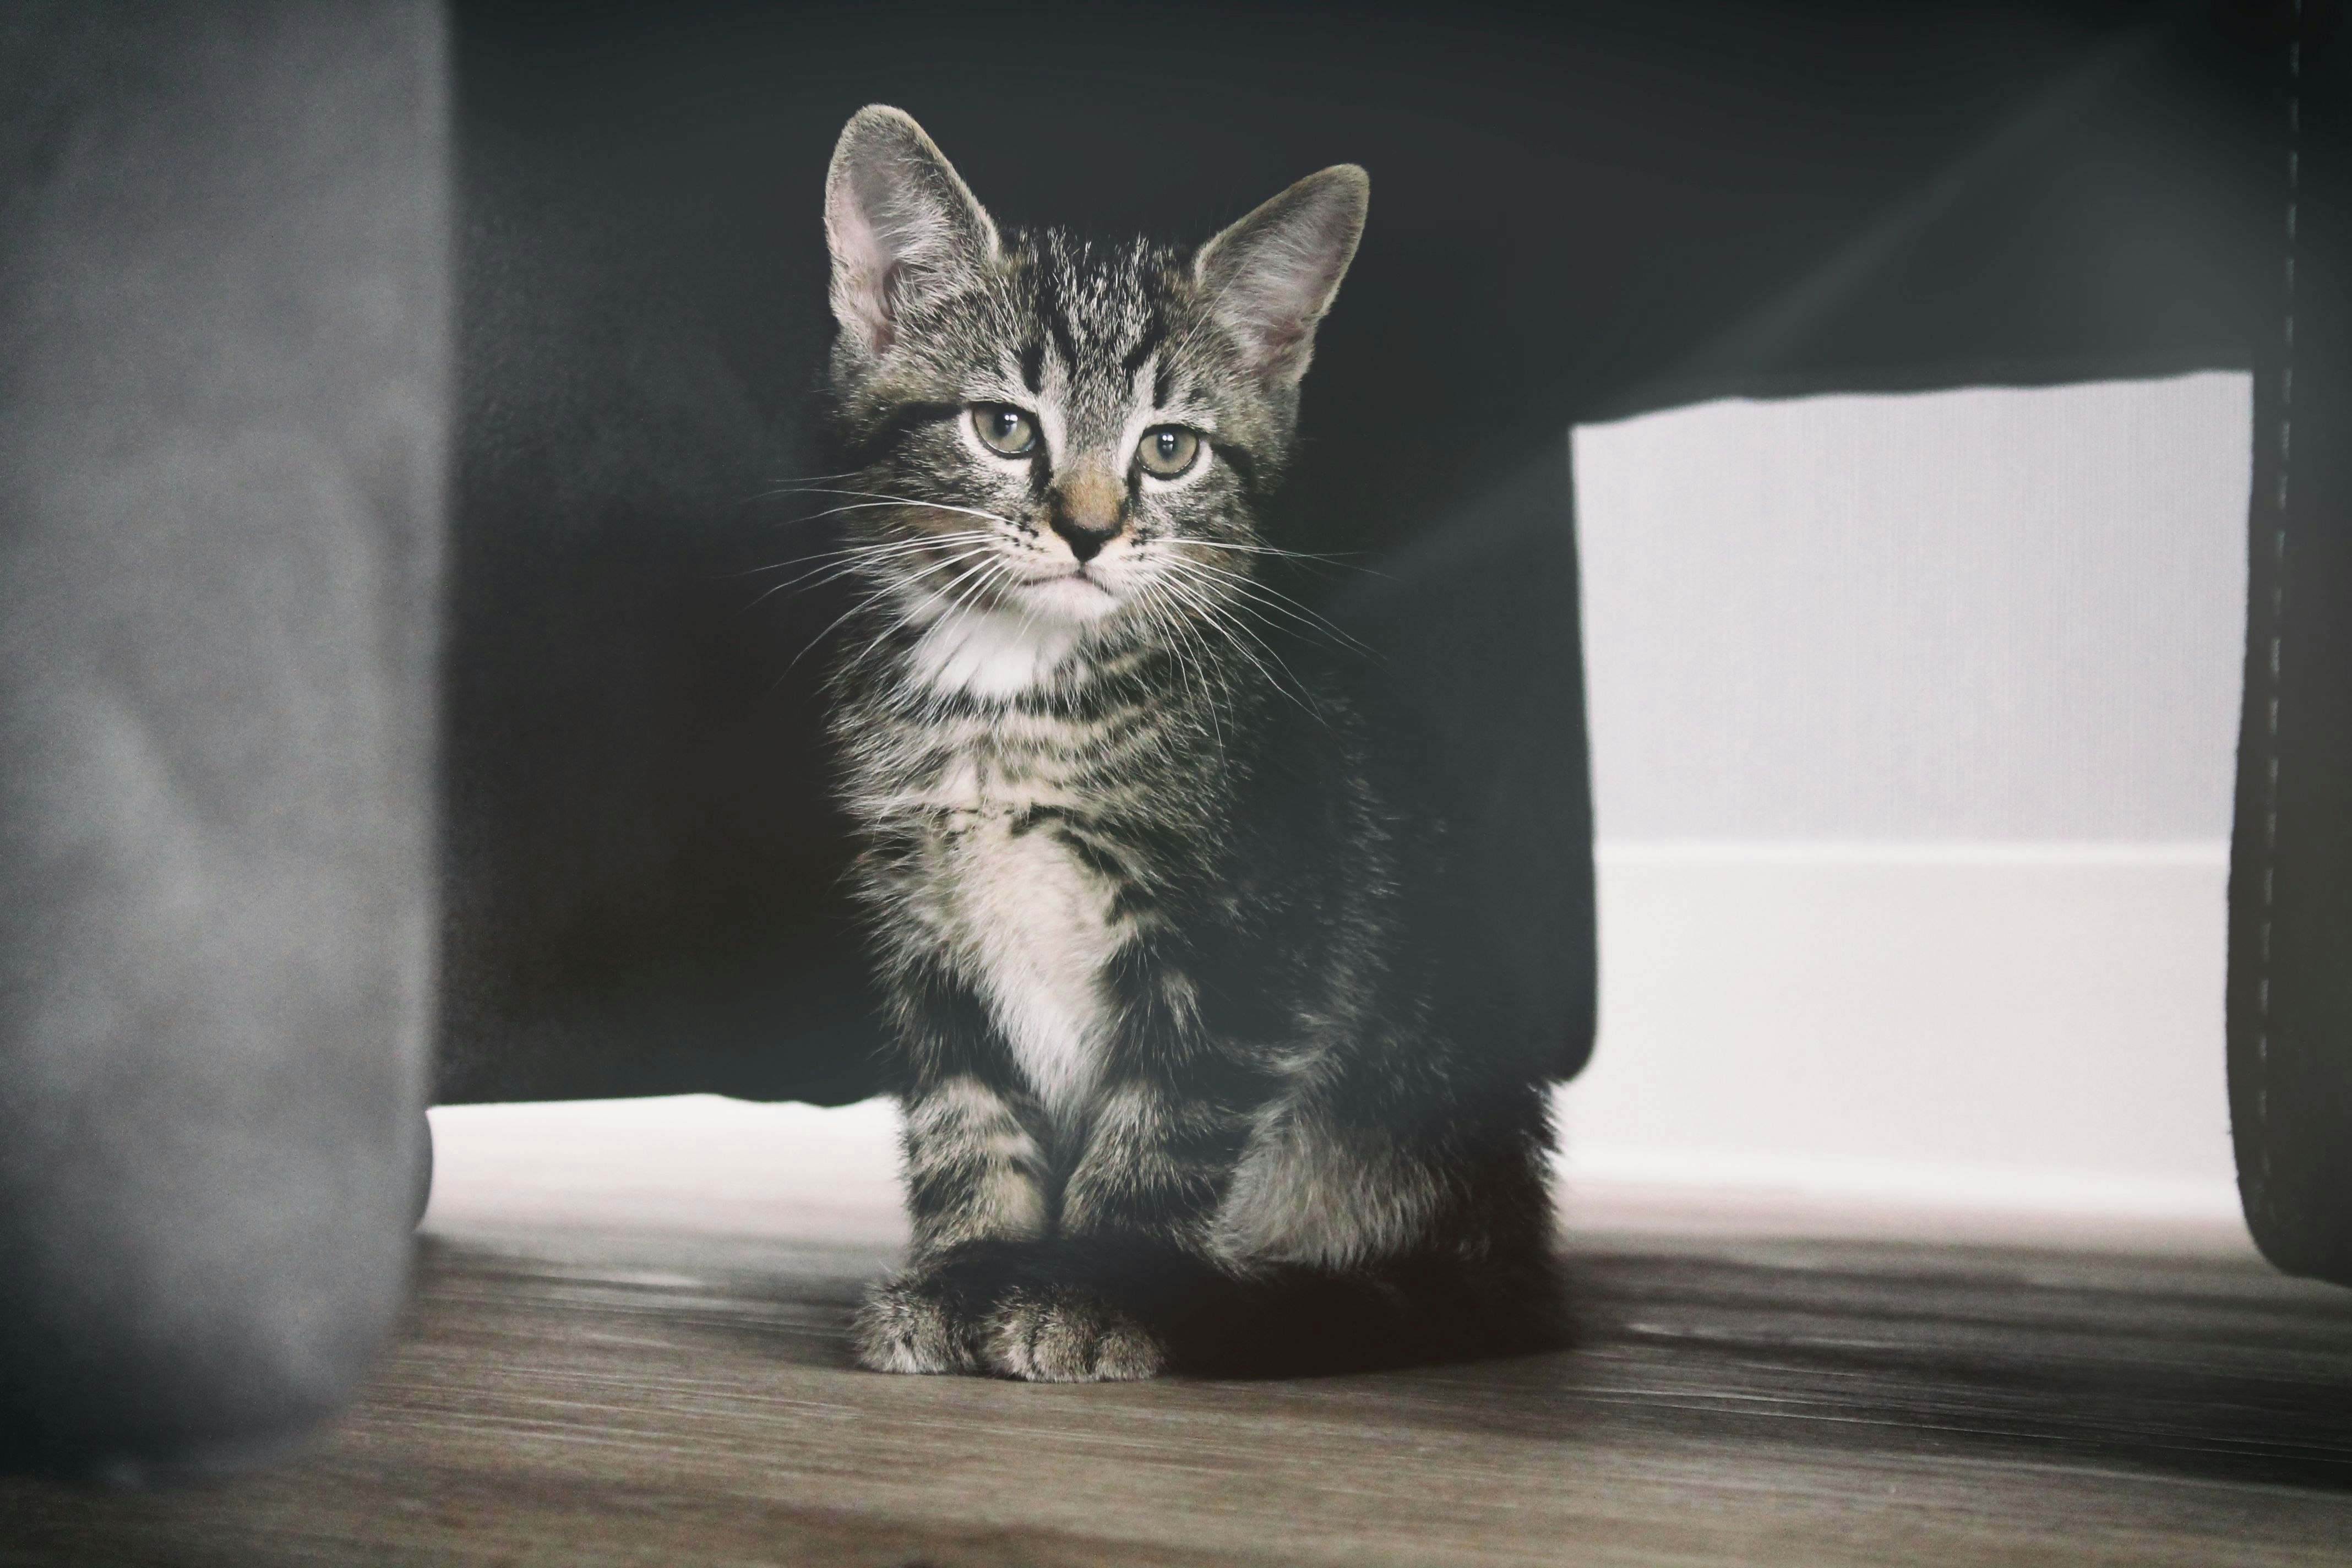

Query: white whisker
[744,531,999,606]
[1165,554,1374,657]
[784,542,1007,674]
[758,486,1022,530]
[1147,565,1329,728]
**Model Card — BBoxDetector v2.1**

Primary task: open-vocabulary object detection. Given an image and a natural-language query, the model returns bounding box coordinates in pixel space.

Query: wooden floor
[8,1222,2352,1566]
[8,1098,2352,1565]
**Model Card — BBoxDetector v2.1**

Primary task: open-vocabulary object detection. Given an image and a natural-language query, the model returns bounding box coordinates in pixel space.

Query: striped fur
[817,107,1560,1380]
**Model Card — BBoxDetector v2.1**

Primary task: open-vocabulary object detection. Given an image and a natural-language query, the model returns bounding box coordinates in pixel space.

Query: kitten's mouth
[1016,567,1120,620]
[1033,568,1114,596]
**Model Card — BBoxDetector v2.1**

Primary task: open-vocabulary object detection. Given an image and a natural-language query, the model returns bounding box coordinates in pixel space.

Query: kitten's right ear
[825,106,1000,355]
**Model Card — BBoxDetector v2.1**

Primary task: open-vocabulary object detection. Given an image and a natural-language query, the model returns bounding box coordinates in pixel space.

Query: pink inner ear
[829,190,904,352]
[1253,321,1312,378]
[1219,271,1331,384]
[1200,177,1364,386]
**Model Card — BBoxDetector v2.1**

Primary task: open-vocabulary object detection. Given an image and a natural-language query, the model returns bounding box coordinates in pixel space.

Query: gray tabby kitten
[819,106,1560,1381]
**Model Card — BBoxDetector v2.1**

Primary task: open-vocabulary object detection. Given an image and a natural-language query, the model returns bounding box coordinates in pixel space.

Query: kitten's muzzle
[1048,472,1125,564]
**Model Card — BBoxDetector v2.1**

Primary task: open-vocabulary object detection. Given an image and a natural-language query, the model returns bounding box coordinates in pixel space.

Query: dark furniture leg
[2229,9,2352,1287]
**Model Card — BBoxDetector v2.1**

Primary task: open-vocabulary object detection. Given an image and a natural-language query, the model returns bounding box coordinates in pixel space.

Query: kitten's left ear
[1194,165,1369,388]
[825,105,1000,355]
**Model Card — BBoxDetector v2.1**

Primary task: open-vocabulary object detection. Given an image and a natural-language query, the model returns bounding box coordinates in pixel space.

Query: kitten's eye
[1136,426,1200,478]
[972,405,1038,456]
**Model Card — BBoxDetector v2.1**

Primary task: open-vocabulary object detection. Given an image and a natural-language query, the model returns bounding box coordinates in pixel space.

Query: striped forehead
[1017,236,1177,434]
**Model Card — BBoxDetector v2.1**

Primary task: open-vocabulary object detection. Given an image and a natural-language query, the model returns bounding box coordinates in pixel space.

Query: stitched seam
[2257,3,2301,1196]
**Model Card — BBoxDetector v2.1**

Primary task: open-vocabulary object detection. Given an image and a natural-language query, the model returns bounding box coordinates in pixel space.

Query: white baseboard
[1559,842,2250,1251]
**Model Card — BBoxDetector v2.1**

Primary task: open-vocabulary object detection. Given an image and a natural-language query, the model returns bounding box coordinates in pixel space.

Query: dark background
[435,0,2290,1107]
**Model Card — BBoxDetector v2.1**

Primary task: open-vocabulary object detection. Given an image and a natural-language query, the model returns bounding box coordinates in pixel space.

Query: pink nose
[1050,470,1123,563]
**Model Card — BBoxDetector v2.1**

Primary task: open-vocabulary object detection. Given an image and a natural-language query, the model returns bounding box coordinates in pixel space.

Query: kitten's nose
[1048,470,1124,564]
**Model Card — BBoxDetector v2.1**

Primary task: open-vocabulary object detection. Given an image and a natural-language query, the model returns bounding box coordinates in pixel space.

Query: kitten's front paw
[984,1287,1166,1383]
[854,1273,981,1375]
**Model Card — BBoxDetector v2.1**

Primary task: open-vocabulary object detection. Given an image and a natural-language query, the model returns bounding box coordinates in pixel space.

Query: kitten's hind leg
[1196,1080,1569,1374]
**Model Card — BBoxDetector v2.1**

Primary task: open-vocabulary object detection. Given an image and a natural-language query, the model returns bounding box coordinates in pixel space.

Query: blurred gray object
[0,1,449,1477]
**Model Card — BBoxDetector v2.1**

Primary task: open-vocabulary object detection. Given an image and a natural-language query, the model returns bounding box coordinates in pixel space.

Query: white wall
[1561,373,2253,1238]
[1573,373,2251,842]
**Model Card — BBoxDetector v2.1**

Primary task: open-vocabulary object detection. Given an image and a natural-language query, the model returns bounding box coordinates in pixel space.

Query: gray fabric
[0,1,450,1476]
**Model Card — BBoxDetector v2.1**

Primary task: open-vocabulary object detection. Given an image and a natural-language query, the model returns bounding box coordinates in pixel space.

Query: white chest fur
[933,802,1115,1115]
[871,718,1118,1119]
[865,614,1126,1116]
[910,607,1081,704]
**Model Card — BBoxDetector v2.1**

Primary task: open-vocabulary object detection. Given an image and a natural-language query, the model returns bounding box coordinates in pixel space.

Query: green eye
[972,405,1038,456]
[1137,426,1200,478]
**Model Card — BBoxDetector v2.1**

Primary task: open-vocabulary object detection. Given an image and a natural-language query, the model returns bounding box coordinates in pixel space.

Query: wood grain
[7,1223,2350,1566]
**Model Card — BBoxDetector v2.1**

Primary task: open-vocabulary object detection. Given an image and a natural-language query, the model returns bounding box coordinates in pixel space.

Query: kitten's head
[819,105,1366,697]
